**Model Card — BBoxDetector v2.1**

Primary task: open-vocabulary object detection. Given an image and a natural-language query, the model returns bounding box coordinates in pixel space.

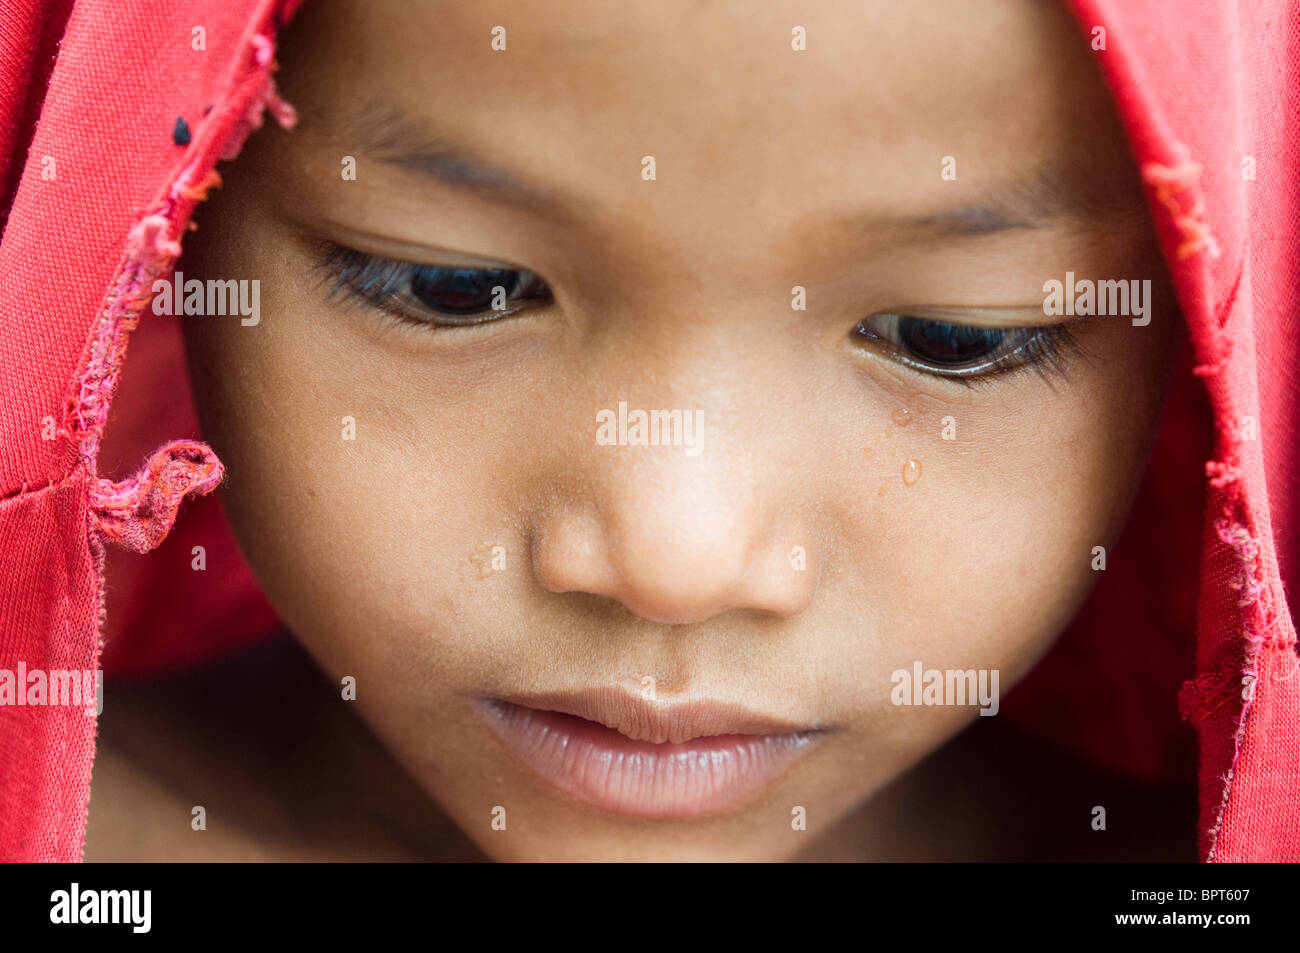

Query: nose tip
[532,507,818,625]
[620,556,814,625]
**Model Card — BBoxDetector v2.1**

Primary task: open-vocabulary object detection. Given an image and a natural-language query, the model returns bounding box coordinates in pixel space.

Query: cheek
[182,269,583,757]
[819,331,1172,731]
[183,312,494,669]
[796,404,1160,816]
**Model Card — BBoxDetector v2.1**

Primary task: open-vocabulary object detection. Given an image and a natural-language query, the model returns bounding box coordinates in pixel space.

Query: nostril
[530,509,612,597]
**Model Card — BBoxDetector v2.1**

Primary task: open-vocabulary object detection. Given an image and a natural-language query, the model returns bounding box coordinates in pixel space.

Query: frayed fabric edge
[1139,144,1285,862]
[56,0,301,861]
[71,11,297,554]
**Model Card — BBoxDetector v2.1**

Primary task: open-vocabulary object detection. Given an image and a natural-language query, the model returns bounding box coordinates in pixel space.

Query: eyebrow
[876,163,1149,241]
[324,103,1148,241]
[328,102,565,214]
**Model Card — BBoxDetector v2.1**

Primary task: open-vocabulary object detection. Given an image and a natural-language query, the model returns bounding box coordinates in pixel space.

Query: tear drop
[892,408,913,427]
[902,458,922,485]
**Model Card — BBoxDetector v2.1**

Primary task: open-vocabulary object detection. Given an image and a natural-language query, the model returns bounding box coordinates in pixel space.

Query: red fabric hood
[0,0,1296,861]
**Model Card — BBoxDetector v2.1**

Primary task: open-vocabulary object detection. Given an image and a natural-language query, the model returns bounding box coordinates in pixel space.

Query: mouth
[474,688,825,818]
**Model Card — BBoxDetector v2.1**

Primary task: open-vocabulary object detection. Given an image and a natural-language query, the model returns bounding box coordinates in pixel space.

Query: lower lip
[477,699,819,818]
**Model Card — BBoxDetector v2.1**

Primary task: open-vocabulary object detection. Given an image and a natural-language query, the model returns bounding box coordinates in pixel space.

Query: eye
[318,243,553,327]
[851,313,1075,382]
[409,266,539,316]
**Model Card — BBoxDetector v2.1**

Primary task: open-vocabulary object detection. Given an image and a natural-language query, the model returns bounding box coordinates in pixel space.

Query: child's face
[183,0,1177,860]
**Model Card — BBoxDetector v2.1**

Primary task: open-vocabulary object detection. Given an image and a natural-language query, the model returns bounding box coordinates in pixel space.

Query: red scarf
[0,0,1295,861]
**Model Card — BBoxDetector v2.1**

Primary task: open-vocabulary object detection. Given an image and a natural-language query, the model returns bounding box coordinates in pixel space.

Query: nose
[531,455,819,625]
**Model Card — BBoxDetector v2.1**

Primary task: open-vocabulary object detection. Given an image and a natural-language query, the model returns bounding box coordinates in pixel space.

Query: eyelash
[316,241,1079,385]
[851,314,1080,388]
[315,241,553,328]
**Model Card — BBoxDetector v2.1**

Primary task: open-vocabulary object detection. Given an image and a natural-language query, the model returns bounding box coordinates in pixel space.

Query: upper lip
[489,686,818,744]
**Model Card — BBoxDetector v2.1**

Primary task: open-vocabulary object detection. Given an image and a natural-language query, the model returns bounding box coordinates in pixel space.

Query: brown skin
[89,0,1182,860]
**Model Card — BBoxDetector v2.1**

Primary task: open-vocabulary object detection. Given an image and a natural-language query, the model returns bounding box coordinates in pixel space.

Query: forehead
[276,0,1134,262]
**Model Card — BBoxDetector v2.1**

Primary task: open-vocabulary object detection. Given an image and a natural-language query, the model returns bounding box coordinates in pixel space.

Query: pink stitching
[69,213,181,468]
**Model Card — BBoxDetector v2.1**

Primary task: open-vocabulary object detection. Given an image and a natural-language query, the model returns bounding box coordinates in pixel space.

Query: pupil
[898,317,1003,365]
[410,267,518,314]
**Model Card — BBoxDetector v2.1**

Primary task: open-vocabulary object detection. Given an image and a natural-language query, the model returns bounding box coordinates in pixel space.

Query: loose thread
[1141,151,1222,261]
